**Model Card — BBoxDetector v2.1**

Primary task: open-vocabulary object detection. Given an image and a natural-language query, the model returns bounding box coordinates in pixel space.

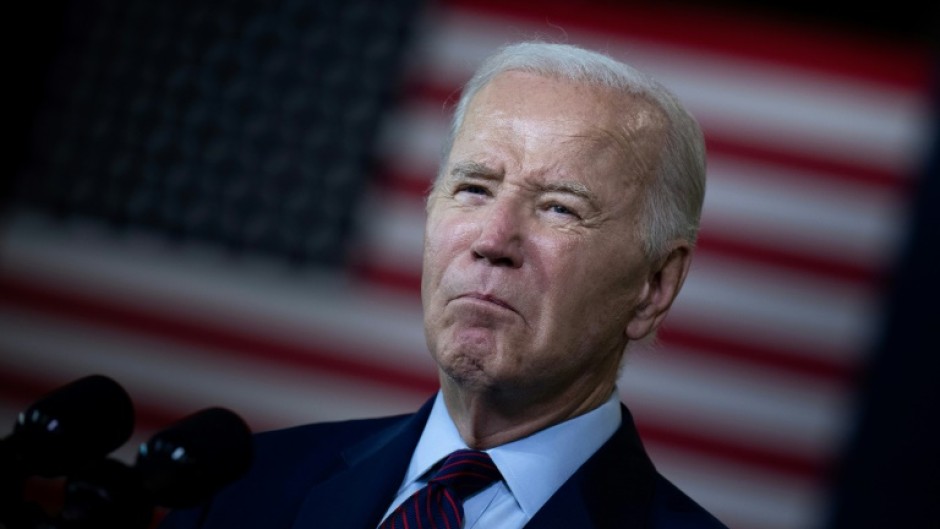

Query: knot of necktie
[428,449,502,501]
[379,449,502,529]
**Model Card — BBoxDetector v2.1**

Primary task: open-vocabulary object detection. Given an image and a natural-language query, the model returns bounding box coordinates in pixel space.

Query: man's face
[422,71,666,404]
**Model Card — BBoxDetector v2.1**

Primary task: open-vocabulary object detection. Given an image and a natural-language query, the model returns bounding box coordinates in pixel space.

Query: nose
[470,198,524,268]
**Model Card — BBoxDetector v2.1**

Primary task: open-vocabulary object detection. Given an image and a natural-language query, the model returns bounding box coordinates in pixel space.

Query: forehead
[452,71,666,180]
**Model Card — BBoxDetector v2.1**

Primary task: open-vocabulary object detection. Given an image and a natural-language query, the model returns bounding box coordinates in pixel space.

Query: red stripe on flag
[0,275,440,396]
[638,419,828,481]
[696,235,883,286]
[442,0,931,90]
[657,326,858,384]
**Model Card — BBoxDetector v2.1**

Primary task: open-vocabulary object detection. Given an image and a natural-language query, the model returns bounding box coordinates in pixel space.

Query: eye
[545,202,580,219]
[454,184,490,196]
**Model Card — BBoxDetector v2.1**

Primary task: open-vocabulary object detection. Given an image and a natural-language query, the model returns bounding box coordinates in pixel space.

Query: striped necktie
[379,449,502,529]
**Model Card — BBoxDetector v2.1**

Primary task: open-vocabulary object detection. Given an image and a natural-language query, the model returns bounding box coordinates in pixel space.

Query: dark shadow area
[825,61,940,529]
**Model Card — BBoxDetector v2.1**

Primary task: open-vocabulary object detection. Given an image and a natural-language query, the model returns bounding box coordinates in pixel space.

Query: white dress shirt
[378,390,622,528]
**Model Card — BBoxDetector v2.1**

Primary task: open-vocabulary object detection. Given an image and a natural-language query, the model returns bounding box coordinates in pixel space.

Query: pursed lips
[455,292,518,314]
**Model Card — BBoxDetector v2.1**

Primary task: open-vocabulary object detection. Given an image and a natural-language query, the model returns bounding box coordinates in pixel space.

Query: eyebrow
[447,160,599,206]
[448,161,503,181]
[537,180,596,203]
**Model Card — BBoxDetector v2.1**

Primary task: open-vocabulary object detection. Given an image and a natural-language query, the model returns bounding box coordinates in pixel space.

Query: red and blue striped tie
[379,449,502,529]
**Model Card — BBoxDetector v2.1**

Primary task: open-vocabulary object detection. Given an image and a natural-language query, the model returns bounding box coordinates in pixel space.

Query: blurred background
[1,1,936,528]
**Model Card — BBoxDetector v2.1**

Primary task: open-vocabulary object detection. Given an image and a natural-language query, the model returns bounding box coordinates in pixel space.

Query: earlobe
[625,243,692,341]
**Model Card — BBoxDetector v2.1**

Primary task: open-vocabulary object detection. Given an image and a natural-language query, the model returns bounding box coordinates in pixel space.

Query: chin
[436,344,501,388]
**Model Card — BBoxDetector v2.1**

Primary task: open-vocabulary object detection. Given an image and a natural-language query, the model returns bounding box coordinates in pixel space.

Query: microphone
[51,407,254,528]
[1,377,253,529]
[136,407,254,508]
[8,374,135,478]
[1,375,135,528]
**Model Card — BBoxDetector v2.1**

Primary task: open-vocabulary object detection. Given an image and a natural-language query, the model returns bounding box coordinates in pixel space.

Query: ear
[625,242,693,341]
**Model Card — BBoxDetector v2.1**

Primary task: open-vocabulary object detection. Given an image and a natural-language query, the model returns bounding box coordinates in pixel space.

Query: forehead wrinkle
[548,129,639,188]
[610,104,668,168]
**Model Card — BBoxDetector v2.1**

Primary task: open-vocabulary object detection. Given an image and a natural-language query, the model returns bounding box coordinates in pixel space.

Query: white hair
[439,41,707,260]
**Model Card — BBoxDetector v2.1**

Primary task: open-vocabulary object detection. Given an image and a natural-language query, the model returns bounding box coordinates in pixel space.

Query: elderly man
[160,41,726,529]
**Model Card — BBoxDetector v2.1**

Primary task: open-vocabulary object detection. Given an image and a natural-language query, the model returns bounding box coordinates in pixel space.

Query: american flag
[0,2,933,529]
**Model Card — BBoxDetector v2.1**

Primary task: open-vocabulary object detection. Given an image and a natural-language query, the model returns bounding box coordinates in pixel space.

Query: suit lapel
[524,404,657,529]
[290,399,434,529]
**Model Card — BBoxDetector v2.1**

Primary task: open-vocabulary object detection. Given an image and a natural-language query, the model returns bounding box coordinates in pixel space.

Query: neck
[440,376,616,449]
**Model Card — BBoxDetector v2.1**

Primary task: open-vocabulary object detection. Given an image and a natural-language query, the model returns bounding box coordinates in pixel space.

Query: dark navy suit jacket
[159,397,728,529]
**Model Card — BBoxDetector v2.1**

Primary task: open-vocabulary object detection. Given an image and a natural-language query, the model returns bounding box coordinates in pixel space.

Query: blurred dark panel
[9,0,421,266]
[6,2,70,213]
[826,63,940,529]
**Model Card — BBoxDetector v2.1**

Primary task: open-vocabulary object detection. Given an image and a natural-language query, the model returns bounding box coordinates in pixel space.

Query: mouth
[457,292,518,314]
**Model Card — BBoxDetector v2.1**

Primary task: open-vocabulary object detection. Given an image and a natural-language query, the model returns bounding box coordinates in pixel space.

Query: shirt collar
[403,390,622,519]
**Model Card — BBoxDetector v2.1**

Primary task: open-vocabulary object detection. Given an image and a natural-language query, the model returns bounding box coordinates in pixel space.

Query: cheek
[425,212,476,260]
[536,237,645,323]
[526,233,579,288]
[422,212,475,290]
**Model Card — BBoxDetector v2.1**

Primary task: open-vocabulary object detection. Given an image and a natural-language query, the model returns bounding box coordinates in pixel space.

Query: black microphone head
[136,407,253,508]
[12,374,135,477]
